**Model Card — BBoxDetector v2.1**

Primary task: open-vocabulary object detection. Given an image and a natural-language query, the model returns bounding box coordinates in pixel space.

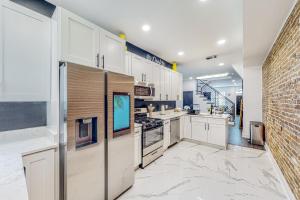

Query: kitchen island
[183,113,229,149]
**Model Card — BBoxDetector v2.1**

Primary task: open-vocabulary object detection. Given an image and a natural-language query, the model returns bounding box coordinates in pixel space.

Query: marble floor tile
[119,141,287,200]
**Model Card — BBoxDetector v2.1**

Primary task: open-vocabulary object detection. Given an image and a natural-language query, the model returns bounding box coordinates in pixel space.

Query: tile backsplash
[0,102,47,132]
[135,99,176,112]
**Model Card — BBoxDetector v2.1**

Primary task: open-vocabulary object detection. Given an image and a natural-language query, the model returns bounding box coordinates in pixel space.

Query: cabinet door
[179,116,184,140]
[134,133,142,168]
[125,51,132,76]
[192,121,207,142]
[0,1,51,101]
[208,123,226,147]
[164,69,171,100]
[178,73,183,101]
[163,120,171,150]
[100,30,125,74]
[183,116,192,139]
[171,71,178,100]
[23,149,55,200]
[152,64,161,100]
[60,8,99,68]
[143,60,153,83]
[131,54,144,82]
[160,67,166,100]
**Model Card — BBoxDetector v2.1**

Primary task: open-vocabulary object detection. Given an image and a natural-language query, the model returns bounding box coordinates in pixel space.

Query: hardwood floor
[228,116,264,150]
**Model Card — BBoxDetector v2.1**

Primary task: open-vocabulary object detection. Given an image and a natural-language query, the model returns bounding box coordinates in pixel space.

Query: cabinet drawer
[191,117,207,123]
[210,118,226,125]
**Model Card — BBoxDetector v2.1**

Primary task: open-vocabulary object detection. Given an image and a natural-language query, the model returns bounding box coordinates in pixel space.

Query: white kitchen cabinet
[131,54,154,83]
[171,72,183,101]
[100,29,126,73]
[183,115,192,139]
[178,73,183,101]
[144,60,153,83]
[162,68,172,100]
[23,149,55,200]
[208,123,226,147]
[152,64,161,100]
[125,51,132,76]
[189,116,228,149]
[59,8,126,74]
[160,67,166,100]
[131,54,145,82]
[134,127,142,169]
[0,0,51,101]
[163,120,171,150]
[171,71,178,100]
[180,116,184,140]
[191,118,207,142]
[59,8,99,68]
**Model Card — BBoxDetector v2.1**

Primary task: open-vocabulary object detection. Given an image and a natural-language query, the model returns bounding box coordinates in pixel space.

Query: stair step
[206,102,214,104]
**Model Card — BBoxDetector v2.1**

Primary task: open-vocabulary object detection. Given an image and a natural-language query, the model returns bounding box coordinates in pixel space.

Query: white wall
[183,79,197,91]
[243,66,262,138]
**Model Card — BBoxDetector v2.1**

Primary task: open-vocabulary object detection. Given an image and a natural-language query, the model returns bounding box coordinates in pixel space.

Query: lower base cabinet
[134,127,142,168]
[22,149,55,200]
[183,115,192,139]
[163,120,171,150]
[190,116,228,148]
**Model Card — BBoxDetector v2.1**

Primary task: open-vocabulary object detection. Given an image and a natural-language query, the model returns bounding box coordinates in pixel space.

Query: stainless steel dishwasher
[170,117,180,146]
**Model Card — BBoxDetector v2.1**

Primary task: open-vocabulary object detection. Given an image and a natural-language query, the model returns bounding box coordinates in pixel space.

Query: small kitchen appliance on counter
[135,113,164,168]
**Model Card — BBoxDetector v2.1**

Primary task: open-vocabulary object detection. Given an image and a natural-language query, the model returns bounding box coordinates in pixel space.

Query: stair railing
[196,79,236,122]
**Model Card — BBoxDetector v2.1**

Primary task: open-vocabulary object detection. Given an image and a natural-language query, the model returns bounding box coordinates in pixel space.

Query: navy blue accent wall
[135,99,176,112]
[11,0,56,17]
[126,42,172,68]
[0,102,47,132]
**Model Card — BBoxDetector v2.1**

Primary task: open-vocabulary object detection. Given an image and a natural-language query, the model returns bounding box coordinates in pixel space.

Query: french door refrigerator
[59,62,135,200]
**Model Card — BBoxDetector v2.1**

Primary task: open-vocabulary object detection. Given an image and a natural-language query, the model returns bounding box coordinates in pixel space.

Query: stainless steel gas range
[135,113,164,168]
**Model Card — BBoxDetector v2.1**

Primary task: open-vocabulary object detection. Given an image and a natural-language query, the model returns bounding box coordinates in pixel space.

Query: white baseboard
[265,144,296,200]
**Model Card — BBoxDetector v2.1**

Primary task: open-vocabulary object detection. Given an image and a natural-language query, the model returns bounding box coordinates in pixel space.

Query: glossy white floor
[119,141,287,200]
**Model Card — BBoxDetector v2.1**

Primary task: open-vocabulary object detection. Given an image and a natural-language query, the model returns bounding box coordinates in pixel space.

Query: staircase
[196,79,236,122]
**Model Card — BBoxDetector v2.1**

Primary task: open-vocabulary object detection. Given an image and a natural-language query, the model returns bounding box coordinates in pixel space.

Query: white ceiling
[48,0,243,83]
[47,0,296,86]
[243,0,297,67]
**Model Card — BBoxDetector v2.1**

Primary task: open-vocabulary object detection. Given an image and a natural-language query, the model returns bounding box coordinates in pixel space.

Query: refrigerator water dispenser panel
[75,117,98,148]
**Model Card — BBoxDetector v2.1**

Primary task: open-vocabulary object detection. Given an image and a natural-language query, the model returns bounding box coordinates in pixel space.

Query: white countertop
[150,111,187,120]
[190,113,230,120]
[0,127,58,200]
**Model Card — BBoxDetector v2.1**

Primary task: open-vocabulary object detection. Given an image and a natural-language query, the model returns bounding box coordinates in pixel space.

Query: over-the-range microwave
[134,82,155,99]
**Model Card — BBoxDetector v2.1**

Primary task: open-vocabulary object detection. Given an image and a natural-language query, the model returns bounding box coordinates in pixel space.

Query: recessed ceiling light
[142,24,151,32]
[178,51,185,56]
[189,77,193,80]
[199,0,208,2]
[217,39,226,45]
[196,72,229,80]
[219,63,224,66]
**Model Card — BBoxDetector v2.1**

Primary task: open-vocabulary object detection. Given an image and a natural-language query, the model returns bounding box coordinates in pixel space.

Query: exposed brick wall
[262,1,300,199]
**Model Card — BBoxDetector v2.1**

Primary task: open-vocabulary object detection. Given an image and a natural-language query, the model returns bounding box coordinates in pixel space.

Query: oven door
[143,126,163,155]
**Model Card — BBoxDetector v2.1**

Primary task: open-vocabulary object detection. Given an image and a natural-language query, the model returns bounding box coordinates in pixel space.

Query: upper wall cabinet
[131,54,146,83]
[100,30,126,74]
[58,8,126,73]
[125,51,132,76]
[0,0,51,101]
[59,8,99,68]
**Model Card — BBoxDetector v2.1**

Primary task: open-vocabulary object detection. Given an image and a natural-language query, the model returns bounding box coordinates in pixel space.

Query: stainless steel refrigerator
[59,62,135,200]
